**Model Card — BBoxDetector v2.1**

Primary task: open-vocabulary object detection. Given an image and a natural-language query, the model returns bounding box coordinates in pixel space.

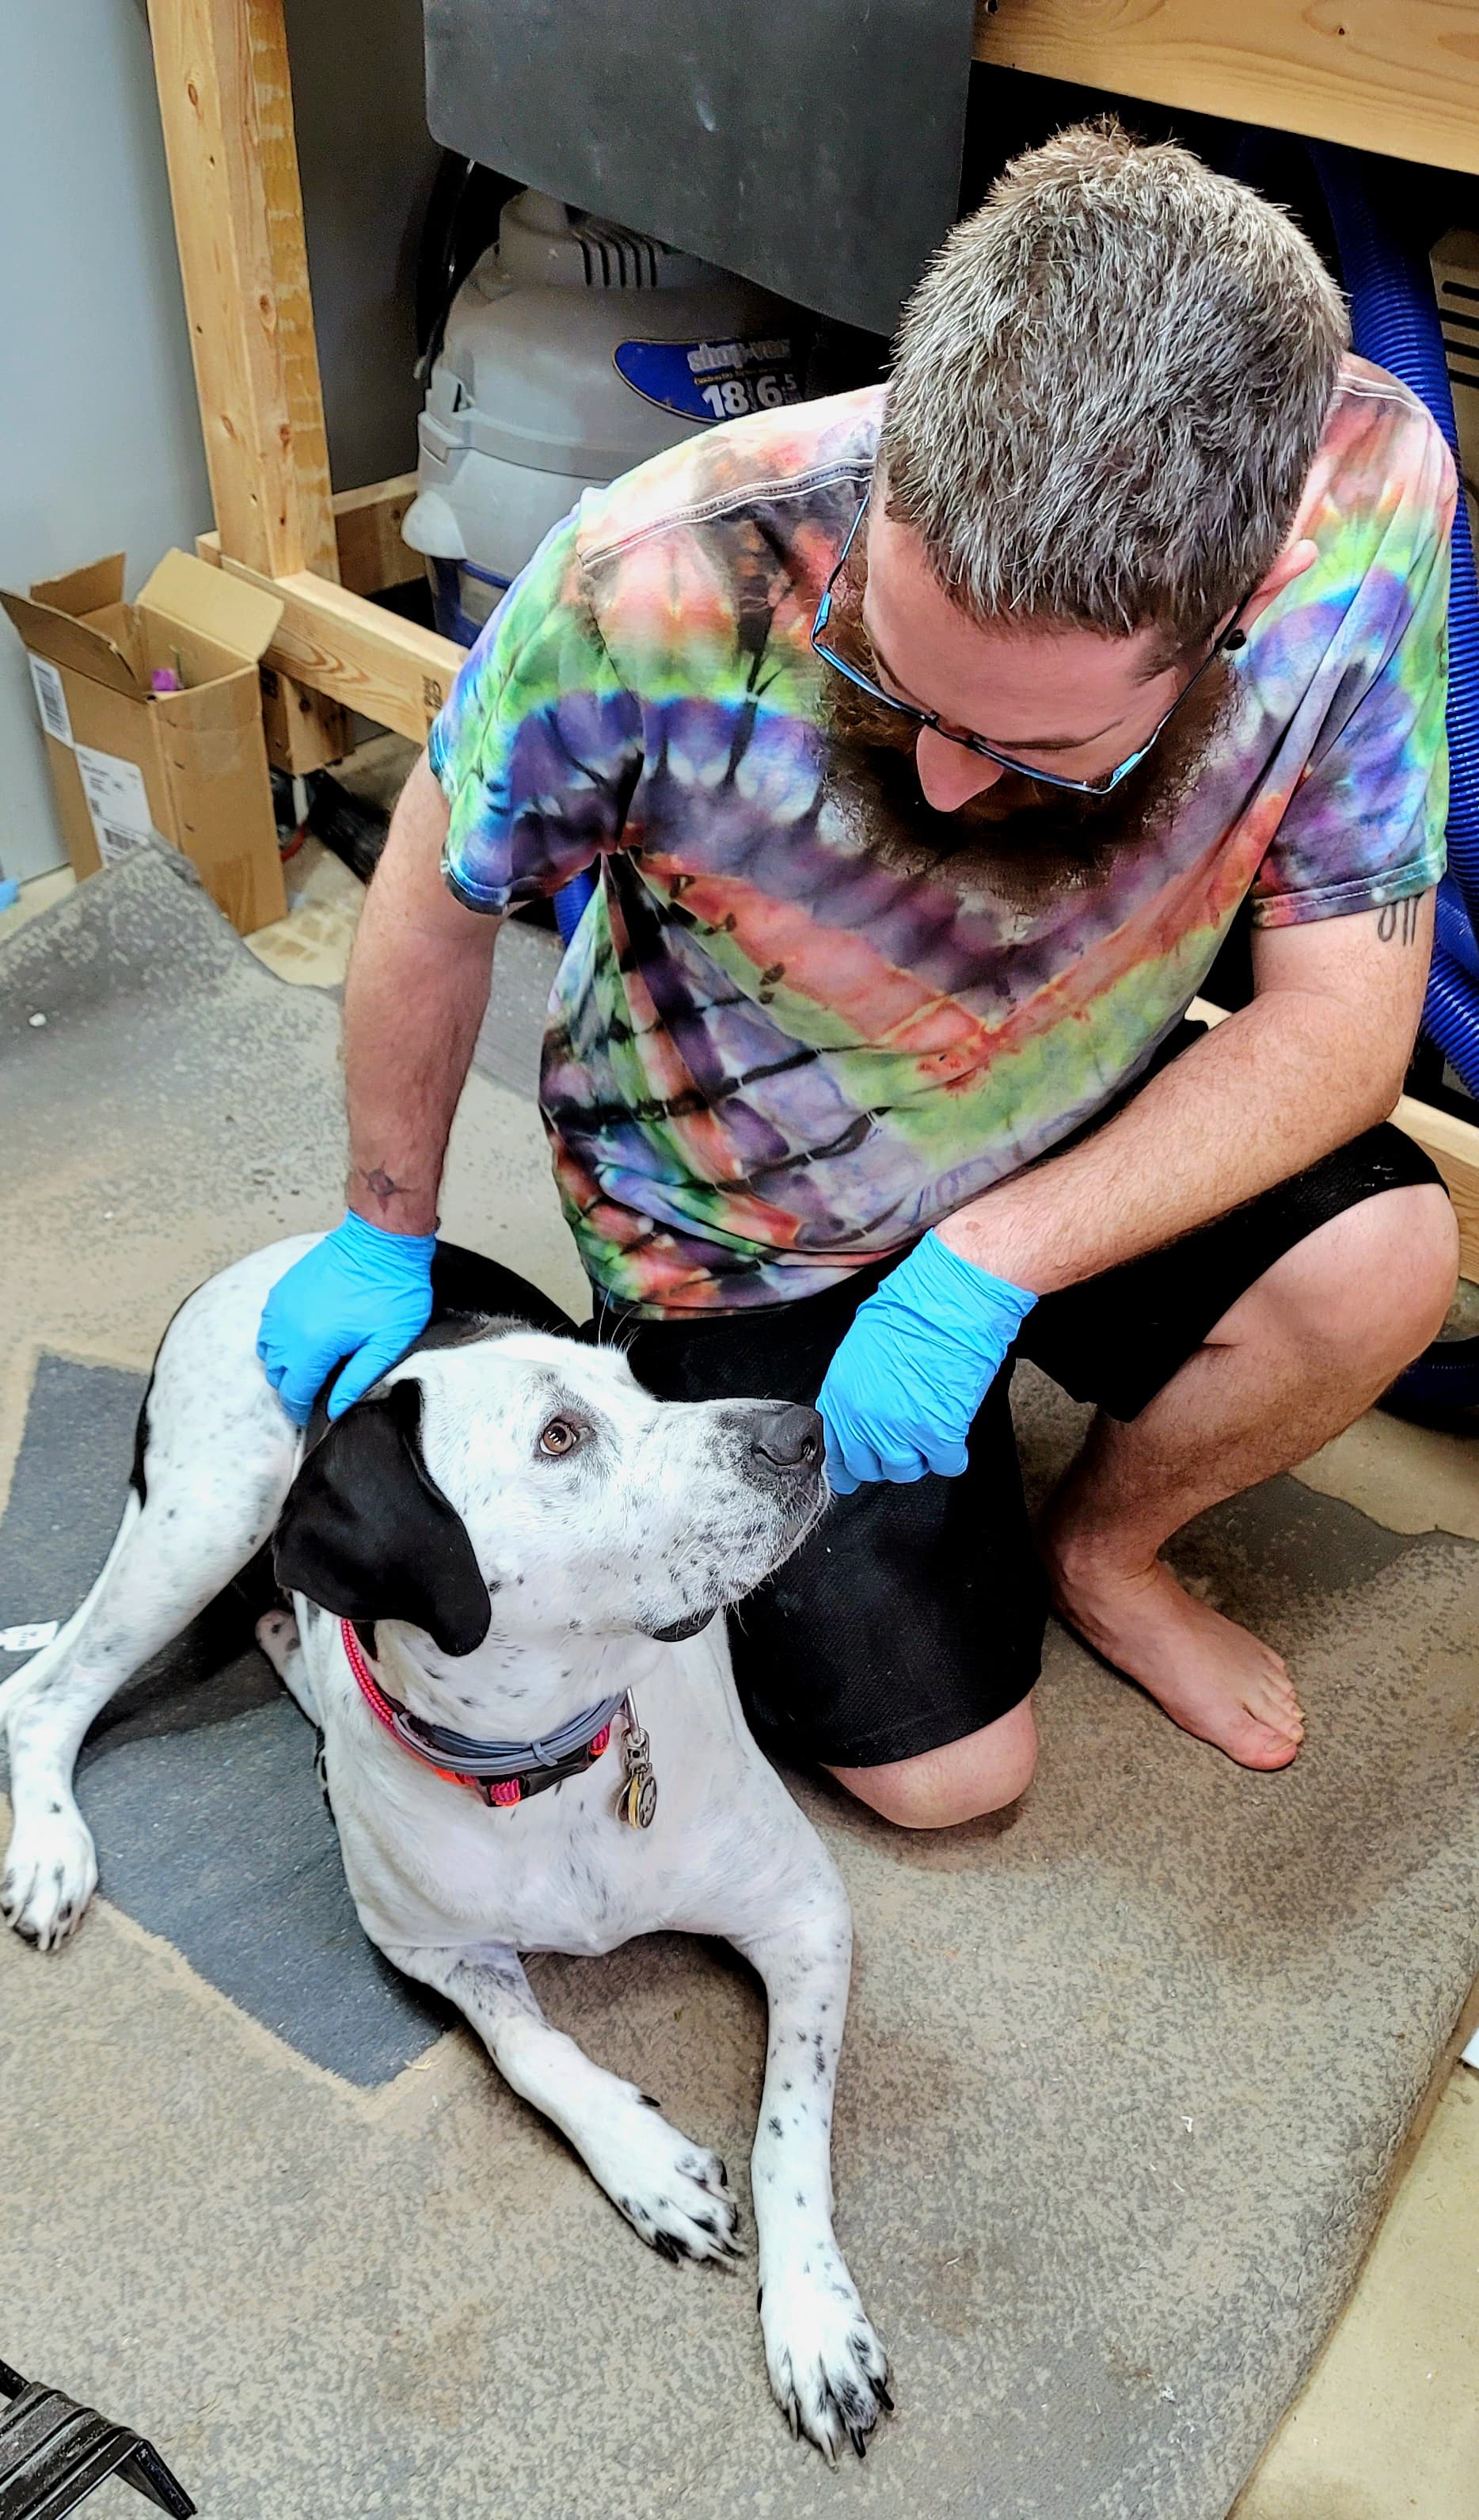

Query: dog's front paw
[583,2093,743,2267]
[254,1606,300,1678]
[762,2255,892,2463]
[1,1807,97,1951]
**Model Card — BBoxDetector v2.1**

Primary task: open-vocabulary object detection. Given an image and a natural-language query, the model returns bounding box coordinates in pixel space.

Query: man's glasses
[810,489,1249,799]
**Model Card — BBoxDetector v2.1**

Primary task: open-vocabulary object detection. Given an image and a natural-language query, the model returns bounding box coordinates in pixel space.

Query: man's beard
[822,644,1236,876]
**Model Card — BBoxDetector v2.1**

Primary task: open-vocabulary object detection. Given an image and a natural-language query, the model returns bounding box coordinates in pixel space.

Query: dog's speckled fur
[0,1237,889,2460]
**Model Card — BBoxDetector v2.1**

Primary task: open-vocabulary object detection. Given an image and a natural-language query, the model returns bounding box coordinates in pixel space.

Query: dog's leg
[731,1896,891,2463]
[255,1607,332,1812]
[2,1243,310,1949]
[2,1431,295,1952]
[254,1606,316,1725]
[385,1939,743,2264]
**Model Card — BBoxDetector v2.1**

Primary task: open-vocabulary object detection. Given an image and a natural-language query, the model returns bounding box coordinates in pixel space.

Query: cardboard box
[2,550,287,935]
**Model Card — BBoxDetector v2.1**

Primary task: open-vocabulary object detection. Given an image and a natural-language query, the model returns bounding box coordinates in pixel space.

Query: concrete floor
[4,829,1477,2515]
[1234,2070,1479,2519]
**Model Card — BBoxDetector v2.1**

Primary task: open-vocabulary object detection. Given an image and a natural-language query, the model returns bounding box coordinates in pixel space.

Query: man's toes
[1249,1649,1295,1703]
[1245,1658,1302,1724]
[1234,1715,1302,1772]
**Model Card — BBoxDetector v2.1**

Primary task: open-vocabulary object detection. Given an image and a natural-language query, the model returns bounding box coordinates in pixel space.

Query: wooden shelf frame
[146,0,1479,1269]
[146,0,462,745]
[972,1,1479,179]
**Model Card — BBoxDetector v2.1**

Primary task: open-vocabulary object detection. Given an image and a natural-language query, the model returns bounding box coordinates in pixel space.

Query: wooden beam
[148,0,339,578]
[973,0,1479,181]
[1188,999,1479,1281]
[197,535,464,741]
[333,476,421,599]
[258,665,352,775]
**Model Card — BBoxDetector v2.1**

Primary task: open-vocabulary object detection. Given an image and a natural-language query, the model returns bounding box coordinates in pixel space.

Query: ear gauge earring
[1224,628,1248,652]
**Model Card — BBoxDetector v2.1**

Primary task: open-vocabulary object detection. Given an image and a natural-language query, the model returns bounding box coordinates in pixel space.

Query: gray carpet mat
[0,1354,448,2082]
[2,850,1477,2520]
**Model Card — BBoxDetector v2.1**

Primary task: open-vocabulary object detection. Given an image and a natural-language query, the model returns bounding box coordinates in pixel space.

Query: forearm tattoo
[1376,897,1422,945]
[359,1165,414,1209]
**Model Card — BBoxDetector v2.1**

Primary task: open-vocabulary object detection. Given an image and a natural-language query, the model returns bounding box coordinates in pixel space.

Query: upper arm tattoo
[1375,897,1423,946]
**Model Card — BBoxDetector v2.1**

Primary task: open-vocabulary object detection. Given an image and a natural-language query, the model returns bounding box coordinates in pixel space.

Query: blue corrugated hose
[1420,943,1479,1096]
[553,866,598,946]
[1314,143,1479,1407]
[1435,866,1479,988]
[1313,142,1479,1093]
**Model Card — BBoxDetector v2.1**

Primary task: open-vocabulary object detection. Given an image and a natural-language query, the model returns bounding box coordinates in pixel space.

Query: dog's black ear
[272,1377,491,1658]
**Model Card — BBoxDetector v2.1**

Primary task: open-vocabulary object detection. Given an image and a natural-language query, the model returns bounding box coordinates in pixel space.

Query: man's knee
[1242,1182,1458,1374]
[830,1697,1039,1831]
[1332,1182,1458,1364]
[1397,1184,1465,1341]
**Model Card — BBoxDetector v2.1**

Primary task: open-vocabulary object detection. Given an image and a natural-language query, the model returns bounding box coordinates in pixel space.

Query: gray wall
[0,0,439,885]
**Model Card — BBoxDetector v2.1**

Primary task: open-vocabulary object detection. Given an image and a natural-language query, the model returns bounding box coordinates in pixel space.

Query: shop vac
[402,186,803,650]
[402,181,804,942]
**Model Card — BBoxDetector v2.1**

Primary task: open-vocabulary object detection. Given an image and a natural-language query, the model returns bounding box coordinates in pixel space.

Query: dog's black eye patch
[272,1377,491,1658]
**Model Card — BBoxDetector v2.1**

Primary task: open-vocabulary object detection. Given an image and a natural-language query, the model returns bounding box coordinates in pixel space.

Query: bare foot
[1041,1536,1304,1771]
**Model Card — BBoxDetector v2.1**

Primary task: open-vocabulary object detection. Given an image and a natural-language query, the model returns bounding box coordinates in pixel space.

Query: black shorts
[596,1109,1443,1772]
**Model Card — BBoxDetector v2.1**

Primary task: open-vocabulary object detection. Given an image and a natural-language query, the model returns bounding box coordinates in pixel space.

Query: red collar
[340,1620,616,1808]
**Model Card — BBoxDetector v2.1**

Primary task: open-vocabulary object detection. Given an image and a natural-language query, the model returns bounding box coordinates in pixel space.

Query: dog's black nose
[753,1403,823,1470]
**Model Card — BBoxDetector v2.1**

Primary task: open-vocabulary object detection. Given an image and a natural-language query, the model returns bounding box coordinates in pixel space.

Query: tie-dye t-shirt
[430,362,1451,1314]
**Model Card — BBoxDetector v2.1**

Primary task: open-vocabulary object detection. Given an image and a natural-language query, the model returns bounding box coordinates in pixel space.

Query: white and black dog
[0,1239,889,2459]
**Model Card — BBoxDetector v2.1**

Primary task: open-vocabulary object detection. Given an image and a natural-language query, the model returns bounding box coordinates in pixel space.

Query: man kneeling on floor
[259,124,1460,1827]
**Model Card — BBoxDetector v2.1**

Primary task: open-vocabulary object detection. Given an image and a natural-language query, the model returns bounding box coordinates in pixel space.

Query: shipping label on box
[74,744,156,863]
[28,654,73,748]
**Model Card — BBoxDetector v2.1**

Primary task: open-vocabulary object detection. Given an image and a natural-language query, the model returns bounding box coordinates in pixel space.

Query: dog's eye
[538,1418,581,1458]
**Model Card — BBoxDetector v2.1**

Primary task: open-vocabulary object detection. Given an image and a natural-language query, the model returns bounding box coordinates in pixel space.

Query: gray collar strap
[396,1687,628,1779]
[343,1620,626,1806]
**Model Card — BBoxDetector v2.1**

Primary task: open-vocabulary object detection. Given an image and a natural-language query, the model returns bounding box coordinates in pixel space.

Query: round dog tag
[622,1768,658,1830]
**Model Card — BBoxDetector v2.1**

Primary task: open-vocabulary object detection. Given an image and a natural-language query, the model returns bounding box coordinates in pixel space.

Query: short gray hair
[879,120,1349,656]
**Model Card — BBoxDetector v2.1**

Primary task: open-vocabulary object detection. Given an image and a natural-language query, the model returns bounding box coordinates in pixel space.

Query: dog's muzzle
[753,1403,823,1469]
[743,1402,823,1492]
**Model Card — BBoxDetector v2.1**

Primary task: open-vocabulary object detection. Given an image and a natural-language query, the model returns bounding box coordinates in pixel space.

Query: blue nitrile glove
[257,1211,436,1426]
[817,1232,1038,1496]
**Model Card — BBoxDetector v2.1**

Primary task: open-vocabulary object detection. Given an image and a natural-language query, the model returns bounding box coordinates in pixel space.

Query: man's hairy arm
[934,893,1435,1293]
[344,751,498,1236]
